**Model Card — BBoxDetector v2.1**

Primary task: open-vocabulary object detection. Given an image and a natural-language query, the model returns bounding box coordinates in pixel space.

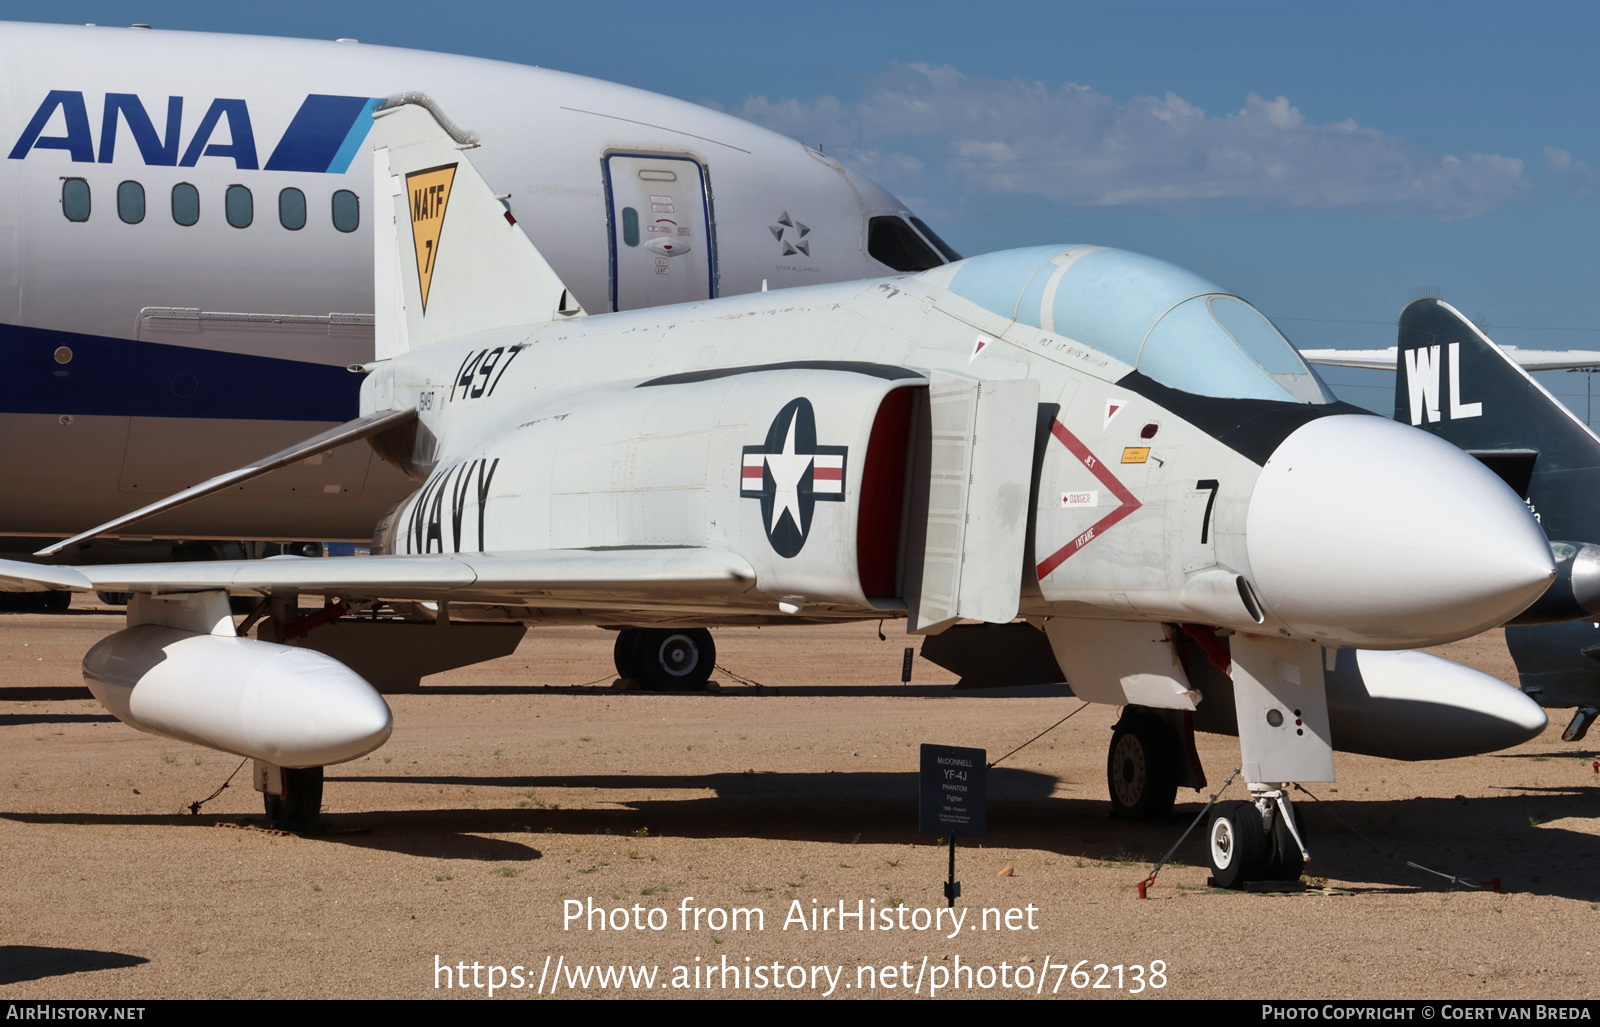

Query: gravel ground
[2,601,1596,999]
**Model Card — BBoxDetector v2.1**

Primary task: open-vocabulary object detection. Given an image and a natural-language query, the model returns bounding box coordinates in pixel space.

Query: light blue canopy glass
[945,246,1333,404]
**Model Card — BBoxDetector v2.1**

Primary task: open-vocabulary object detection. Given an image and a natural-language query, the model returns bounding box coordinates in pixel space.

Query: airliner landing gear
[1107,708,1179,819]
[260,765,323,829]
[613,628,716,691]
[1205,789,1308,888]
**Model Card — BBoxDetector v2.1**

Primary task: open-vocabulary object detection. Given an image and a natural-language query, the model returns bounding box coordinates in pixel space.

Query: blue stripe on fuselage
[326,97,384,175]
[263,94,379,174]
[0,322,358,421]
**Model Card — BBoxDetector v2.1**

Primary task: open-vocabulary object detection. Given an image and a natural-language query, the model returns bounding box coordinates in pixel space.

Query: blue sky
[6,0,1599,414]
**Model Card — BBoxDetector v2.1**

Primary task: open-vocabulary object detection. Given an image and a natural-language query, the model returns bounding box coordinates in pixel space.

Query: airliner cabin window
[171,183,199,226]
[225,185,253,229]
[117,181,145,224]
[279,187,306,231]
[331,190,359,233]
[61,178,89,222]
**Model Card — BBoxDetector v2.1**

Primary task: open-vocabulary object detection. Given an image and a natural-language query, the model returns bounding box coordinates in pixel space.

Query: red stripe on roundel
[856,387,915,599]
[813,466,843,480]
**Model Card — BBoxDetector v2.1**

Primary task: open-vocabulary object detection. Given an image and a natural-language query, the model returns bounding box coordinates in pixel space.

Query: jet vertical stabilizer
[1393,299,1600,541]
[1392,299,1600,624]
[372,94,584,358]
[1392,299,1600,738]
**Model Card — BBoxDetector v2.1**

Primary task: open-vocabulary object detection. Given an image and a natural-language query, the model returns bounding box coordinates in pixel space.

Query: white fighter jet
[0,22,952,556]
[0,97,1556,889]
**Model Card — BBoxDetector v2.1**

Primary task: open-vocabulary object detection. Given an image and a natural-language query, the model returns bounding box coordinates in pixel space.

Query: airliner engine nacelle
[83,592,391,767]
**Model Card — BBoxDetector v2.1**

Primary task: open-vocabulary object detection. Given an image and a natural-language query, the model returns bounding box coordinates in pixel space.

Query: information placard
[919,743,987,838]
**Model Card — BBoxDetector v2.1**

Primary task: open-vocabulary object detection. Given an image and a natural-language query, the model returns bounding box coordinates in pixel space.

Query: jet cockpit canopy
[942,245,1333,404]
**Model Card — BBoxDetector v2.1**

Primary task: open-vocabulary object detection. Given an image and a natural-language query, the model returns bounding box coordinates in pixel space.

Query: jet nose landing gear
[1205,789,1308,889]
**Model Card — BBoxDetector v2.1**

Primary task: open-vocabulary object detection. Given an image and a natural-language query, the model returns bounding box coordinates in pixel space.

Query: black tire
[97,591,131,607]
[613,629,641,680]
[632,628,715,691]
[43,590,71,613]
[1264,803,1308,882]
[1206,800,1267,889]
[264,766,324,829]
[1106,709,1178,820]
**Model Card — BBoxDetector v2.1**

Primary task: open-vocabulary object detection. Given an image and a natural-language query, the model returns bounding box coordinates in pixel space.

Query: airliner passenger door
[604,153,715,311]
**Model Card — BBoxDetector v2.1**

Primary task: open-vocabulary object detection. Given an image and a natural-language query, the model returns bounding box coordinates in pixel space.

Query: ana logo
[406,163,457,312]
[1402,342,1483,426]
[8,91,381,173]
[739,398,846,558]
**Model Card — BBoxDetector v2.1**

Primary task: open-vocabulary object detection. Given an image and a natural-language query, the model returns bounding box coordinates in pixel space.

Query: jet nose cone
[1245,415,1553,648]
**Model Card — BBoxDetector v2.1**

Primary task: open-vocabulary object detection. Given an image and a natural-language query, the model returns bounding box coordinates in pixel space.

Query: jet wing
[0,548,756,605]
[1302,346,1600,372]
[35,407,419,556]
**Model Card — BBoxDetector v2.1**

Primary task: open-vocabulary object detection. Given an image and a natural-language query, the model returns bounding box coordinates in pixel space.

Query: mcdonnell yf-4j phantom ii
[0,97,1557,889]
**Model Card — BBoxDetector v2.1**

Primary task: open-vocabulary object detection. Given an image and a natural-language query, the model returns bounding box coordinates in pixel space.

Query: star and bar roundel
[740,398,847,558]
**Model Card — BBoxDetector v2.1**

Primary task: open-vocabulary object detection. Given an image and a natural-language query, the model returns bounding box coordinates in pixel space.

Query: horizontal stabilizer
[36,408,418,556]
[372,94,584,356]
[0,547,756,605]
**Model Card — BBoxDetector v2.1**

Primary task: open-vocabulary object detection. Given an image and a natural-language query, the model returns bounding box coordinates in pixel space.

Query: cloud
[1544,147,1600,198]
[733,63,1525,219]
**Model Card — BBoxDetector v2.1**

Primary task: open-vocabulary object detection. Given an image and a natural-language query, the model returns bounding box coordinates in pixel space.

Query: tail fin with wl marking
[1393,298,1600,542]
[371,93,584,358]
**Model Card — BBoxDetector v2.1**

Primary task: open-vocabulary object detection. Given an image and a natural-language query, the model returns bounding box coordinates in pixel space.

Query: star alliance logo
[768,211,811,257]
[740,398,847,558]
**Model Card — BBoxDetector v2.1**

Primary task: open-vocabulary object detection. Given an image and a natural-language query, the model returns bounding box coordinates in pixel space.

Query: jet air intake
[1244,414,1555,648]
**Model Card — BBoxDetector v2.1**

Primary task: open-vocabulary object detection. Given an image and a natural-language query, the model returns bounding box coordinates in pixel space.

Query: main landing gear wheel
[1106,708,1178,820]
[264,766,324,830]
[1206,800,1267,889]
[614,628,716,691]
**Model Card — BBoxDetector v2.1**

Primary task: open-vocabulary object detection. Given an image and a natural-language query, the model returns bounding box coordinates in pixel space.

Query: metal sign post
[919,743,986,908]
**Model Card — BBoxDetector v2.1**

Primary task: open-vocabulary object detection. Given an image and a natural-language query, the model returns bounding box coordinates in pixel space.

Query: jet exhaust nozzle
[1245,415,1554,648]
[84,626,393,767]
